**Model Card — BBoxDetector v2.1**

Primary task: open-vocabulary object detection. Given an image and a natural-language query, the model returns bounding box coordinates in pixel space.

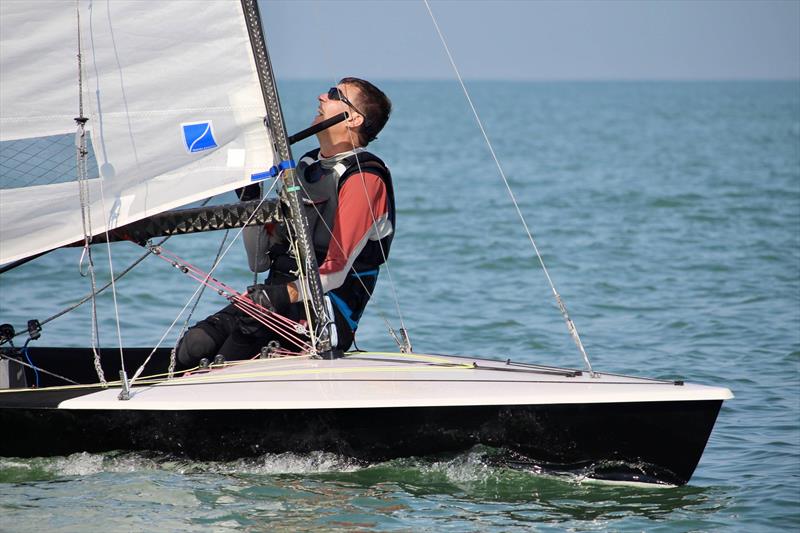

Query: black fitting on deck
[0,324,15,344]
[27,320,41,341]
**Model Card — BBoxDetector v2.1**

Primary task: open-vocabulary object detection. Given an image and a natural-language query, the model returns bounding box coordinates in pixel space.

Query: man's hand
[246,283,290,315]
[286,282,299,303]
[246,284,274,310]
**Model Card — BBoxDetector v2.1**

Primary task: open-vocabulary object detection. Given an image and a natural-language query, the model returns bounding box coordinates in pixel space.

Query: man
[177,78,393,366]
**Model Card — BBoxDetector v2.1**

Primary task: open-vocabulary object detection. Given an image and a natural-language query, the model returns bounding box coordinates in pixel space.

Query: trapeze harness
[267,148,395,348]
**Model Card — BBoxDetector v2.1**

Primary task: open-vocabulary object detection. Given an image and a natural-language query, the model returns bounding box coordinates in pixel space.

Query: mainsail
[0,0,275,265]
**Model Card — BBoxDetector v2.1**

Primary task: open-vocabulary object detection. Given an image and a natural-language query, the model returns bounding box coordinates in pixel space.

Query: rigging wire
[74,2,106,386]
[1,198,254,385]
[148,244,311,348]
[129,244,313,389]
[338,91,412,350]
[98,180,128,384]
[422,0,595,376]
[75,1,126,386]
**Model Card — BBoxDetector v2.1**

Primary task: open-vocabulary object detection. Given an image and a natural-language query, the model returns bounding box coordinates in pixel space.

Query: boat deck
[22,351,733,411]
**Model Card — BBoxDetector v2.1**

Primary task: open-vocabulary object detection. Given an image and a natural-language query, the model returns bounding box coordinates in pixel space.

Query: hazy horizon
[260,0,800,82]
[275,77,800,83]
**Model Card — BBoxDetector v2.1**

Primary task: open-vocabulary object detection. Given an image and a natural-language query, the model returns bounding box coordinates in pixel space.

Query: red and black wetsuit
[274,147,396,349]
[176,147,395,365]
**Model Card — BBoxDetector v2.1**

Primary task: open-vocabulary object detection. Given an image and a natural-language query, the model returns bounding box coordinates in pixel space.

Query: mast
[239,0,333,354]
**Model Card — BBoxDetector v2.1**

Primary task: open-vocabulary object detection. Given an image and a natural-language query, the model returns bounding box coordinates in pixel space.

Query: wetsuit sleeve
[317,171,391,293]
[242,225,270,273]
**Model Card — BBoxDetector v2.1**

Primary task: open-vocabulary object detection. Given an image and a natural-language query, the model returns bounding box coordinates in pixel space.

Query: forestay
[0,0,274,264]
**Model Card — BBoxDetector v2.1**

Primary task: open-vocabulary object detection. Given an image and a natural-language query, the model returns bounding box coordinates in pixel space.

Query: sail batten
[0,0,276,265]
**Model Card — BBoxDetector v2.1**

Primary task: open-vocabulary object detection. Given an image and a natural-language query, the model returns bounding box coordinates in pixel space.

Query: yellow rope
[149,360,474,387]
[0,351,469,394]
[345,351,462,366]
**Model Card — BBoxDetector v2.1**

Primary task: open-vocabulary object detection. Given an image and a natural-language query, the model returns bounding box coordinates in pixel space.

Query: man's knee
[176,307,242,366]
[176,326,219,367]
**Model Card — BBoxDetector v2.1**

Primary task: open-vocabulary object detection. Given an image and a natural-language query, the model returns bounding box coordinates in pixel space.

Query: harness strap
[329,269,379,331]
[328,292,359,331]
[350,269,379,278]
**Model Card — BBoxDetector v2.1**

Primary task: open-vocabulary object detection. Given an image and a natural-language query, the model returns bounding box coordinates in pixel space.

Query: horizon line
[277,77,800,83]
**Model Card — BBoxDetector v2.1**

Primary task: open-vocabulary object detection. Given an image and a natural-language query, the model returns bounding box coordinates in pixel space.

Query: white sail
[0,0,275,264]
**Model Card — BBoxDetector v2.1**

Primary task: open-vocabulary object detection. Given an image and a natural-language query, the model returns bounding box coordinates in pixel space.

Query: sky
[259,0,800,81]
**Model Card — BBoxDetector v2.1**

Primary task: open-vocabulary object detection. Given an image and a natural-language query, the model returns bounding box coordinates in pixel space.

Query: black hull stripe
[0,387,106,408]
[0,400,723,486]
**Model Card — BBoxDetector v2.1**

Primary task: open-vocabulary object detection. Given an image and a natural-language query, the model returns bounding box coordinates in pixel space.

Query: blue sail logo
[182,121,218,153]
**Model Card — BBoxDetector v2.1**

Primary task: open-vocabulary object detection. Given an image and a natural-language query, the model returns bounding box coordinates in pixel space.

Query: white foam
[26,450,363,477]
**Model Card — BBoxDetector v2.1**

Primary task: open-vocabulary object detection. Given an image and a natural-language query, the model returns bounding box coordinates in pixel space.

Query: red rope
[151,246,312,352]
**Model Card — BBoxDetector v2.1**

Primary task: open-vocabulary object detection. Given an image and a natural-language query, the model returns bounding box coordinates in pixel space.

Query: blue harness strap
[328,292,359,331]
[350,269,378,278]
[328,270,379,330]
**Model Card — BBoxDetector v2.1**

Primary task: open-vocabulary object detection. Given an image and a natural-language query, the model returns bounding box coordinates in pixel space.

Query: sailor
[177,78,393,366]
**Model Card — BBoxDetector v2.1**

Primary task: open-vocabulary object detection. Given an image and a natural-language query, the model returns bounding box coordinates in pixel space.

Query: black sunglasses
[327,87,367,120]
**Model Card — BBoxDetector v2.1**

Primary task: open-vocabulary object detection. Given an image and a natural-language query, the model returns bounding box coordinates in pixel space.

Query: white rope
[422,0,595,375]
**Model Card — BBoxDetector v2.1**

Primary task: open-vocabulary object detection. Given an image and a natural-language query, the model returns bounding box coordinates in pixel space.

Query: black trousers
[176,300,354,368]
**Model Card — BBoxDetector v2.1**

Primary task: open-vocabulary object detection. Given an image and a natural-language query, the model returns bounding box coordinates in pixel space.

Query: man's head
[314,78,391,148]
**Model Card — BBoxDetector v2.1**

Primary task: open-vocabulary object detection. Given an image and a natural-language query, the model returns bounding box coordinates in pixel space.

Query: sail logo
[181,121,218,153]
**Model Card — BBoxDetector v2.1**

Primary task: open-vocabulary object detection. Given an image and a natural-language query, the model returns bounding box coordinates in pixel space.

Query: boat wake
[0,450,361,481]
[0,446,673,489]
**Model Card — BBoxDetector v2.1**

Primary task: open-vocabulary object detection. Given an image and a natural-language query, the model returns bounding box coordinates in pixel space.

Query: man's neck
[318,139,363,159]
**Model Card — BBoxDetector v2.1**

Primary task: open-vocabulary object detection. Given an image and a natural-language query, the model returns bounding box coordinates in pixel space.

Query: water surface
[1,80,798,531]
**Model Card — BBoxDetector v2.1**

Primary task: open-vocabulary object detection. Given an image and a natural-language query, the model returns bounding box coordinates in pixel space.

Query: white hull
[54,352,732,411]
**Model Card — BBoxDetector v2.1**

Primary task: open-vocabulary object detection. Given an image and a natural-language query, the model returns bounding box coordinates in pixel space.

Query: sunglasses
[327,87,367,121]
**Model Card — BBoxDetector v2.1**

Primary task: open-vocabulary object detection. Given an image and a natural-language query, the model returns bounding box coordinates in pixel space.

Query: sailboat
[0,0,731,486]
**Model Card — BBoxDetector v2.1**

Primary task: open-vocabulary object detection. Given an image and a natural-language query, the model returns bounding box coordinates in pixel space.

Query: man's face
[313,83,361,126]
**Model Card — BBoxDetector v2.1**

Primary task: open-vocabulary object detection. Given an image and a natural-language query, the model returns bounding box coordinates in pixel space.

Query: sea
[1,80,798,531]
